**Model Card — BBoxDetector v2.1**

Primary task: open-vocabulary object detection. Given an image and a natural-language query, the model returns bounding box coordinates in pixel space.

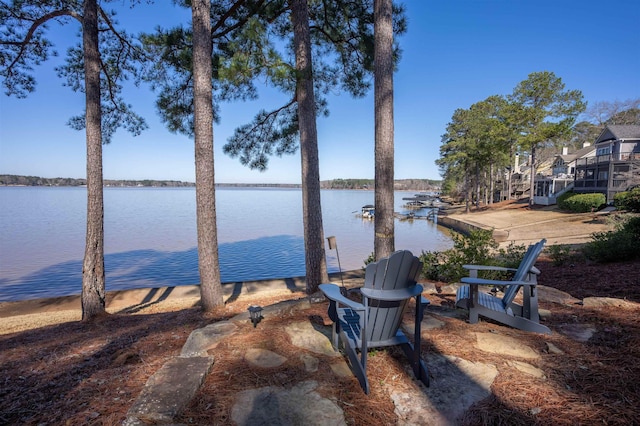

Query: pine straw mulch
[1,257,639,425]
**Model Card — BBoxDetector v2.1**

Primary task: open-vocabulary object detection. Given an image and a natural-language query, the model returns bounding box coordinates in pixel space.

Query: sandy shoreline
[0,270,367,334]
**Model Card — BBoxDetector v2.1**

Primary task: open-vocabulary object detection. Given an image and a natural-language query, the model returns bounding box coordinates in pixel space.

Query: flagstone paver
[180,321,238,357]
[285,320,339,357]
[475,332,541,359]
[244,347,288,368]
[582,297,640,309]
[230,381,346,426]
[506,360,546,379]
[555,323,596,342]
[123,356,214,426]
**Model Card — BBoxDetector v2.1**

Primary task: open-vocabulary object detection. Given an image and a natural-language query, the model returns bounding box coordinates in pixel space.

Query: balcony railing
[577,152,639,166]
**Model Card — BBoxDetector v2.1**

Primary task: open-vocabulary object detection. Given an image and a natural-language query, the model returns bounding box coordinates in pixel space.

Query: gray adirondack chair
[319,250,430,394]
[455,239,550,334]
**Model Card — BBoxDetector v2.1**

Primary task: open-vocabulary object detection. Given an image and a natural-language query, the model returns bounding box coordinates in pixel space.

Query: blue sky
[1,0,639,184]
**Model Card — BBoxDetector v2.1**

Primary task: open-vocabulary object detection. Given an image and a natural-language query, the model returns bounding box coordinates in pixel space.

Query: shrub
[556,190,574,208]
[627,188,640,212]
[582,215,640,262]
[488,242,529,280]
[619,215,640,241]
[418,250,440,281]
[547,244,572,266]
[614,187,640,212]
[453,228,498,263]
[363,252,376,266]
[496,242,528,269]
[419,249,463,283]
[558,191,606,213]
[614,191,629,210]
[419,229,530,283]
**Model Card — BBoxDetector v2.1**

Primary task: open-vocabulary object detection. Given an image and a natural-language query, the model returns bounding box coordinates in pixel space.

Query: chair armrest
[463,264,517,273]
[319,283,365,311]
[461,277,538,287]
[360,284,423,301]
[463,265,541,275]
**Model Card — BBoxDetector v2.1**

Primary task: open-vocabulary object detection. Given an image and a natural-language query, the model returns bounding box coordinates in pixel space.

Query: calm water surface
[0,187,453,302]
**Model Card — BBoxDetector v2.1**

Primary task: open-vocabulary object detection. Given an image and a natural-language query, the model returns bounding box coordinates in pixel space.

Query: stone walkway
[122,282,625,426]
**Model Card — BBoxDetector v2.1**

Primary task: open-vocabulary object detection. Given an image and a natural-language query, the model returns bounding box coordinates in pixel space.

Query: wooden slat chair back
[455,239,550,334]
[361,250,422,344]
[320,250,430,394]
[499,241,542,309]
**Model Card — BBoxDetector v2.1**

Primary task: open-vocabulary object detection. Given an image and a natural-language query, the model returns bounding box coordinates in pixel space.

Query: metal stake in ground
[326,236,346,296]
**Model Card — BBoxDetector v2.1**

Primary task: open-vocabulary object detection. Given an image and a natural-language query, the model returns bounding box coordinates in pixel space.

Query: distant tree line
[320,178,441,190]
[1,175,441,190]
[0,175,195,187]
[216,183,301,188]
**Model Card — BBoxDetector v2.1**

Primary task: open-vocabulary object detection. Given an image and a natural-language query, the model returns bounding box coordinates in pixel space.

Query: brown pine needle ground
[1,257,639,425]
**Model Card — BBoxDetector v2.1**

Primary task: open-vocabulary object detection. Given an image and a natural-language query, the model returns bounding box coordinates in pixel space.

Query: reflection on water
[0,187,453,301]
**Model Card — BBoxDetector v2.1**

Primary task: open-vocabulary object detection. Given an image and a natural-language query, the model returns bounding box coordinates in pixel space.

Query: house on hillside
[573,124,640,203]
[551,144,596,177]
[494,153,528,201]
[533,143,596,205]
[496,152,552,202]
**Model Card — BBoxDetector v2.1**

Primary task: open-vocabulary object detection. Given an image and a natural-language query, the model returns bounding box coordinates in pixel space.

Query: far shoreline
[0,174,442,191]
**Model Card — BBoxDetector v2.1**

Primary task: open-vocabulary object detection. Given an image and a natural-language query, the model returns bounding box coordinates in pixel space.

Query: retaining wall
[438,216,509,243]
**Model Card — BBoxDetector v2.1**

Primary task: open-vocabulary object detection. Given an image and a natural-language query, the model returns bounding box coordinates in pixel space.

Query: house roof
[557,144,596,162]
[595,125,640,144]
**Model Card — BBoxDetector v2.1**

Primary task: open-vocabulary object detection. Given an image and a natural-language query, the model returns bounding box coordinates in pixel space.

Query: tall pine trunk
[475,162,480,208]
[192,0,223,310]
[81,0,106,320]
[489,163,494,204]
[291,0,328,294]
[465,170,471,213]
[529,145,537,206]
[374,0,395,259]
[508,149,515,200]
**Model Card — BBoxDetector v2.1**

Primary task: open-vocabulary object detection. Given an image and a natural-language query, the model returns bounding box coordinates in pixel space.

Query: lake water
[0,187,454,302]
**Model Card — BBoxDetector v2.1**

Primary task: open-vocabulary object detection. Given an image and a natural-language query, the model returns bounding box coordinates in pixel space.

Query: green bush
[627,188,640,212]
[614,191,629,210]
[614,187,640,212]
[418,250,440,281]
[582,215,640,262]
[453,228,498,264]
[547,244,573,266]
[488,242,529,280]
[624,215,640,237]
[496,242,528,269]
[363,252,376,266]
[556,190,573,208]
[419,249,463,283]
[557,191,606,213]
[419,229,520,283]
